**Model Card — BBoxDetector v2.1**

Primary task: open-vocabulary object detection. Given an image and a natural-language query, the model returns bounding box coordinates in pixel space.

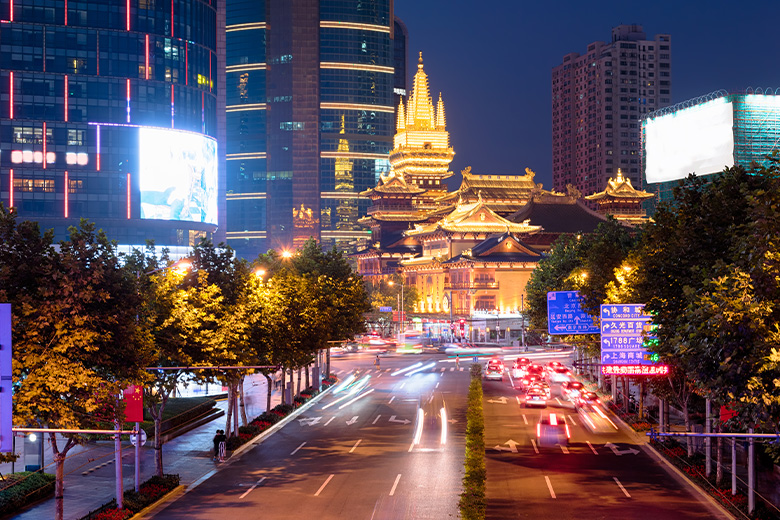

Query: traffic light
[459,319,465,331]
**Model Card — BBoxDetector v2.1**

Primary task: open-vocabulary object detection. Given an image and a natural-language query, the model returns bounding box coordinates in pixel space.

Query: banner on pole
[123,385,144,423]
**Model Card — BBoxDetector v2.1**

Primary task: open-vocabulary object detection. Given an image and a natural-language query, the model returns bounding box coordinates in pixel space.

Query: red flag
[124,385,144,423]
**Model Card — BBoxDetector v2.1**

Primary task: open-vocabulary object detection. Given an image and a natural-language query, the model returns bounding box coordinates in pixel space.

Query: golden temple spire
[397,98,406,131]
[406,51,435,130]
[436,92,446,130]
[616,168,624,182]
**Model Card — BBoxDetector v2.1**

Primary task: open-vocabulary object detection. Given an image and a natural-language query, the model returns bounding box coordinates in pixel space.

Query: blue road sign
[547,291,599,335]
[378,306,393,313]
[600,303,655,365]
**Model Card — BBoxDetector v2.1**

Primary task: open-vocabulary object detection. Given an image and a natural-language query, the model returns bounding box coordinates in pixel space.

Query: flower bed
[0,471,55,516]
[80,474,180,520]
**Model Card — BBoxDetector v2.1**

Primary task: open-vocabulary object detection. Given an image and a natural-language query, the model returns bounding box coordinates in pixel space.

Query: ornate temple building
[354,55,654,341]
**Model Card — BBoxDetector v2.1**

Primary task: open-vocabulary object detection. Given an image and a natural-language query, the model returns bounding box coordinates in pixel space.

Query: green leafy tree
[11,220,150,520]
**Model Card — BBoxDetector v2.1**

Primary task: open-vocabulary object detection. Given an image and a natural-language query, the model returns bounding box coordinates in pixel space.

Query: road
[483,349,729,519]
[148,352,470,519]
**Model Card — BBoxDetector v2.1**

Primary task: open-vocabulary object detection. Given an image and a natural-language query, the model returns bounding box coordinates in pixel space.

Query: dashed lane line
[586,441,598,455]
[614,477,631,497]
[314,474,335,496]
[545,476,556,498]
[239,477,266,499]
[349,439,362,453]
[290,442,306,456]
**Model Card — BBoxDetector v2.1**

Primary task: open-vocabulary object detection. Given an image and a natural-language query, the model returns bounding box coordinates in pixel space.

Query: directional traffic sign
[600,303,656,366]
[547,291,599,335]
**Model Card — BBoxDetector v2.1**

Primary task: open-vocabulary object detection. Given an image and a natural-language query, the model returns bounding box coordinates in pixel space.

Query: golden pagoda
[389,52,455,210]
[434,167,546,217]
[334,115,357,230]
[584,169,654,224]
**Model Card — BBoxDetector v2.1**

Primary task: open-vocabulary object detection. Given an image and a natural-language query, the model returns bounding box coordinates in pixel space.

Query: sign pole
[135,422,140,492]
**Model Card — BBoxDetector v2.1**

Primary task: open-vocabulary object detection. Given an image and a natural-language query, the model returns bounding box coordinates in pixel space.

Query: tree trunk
[239,377,248,426]
[263,372,273,411]
[280,368,286,405]
[305,364,310,390]
[297,367,302,395]
[288,368,294,397]
[638,380,645,420]
[326,348,331,378]
[225,385,233,437]
[683,401,693,457]
[150,394,168,477]
[716,422,724,484]
[54,449,65,520]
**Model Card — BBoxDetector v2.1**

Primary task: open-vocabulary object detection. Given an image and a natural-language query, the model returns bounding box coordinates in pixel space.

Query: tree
[12,220,150,520]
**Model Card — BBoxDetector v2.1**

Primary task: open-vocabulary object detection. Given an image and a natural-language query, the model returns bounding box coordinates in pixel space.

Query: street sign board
[378,306,393,313]
[547,291,599,335]
[0,304,12,452]
[600,304,655,366]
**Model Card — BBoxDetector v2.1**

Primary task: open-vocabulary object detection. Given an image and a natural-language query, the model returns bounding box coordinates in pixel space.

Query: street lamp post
[389,280,404,345]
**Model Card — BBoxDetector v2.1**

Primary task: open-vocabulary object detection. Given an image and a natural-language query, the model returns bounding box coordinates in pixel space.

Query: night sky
[393,1,780,191]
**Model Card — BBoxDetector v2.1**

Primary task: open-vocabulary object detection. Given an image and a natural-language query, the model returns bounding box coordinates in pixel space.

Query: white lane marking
[376,373,383,378]
[459,367,464,371]
[545,476,556,498]
[435,382,440,388]
[522,414,528,425]
[324,417,335,426]
[338,388,375,409]
[349,439,362,453]
[555,398,562,405]
[408,442,414,453]
[516,396,521,405]
[239,477,266,499]
[399,382,406,389]
[530,438,539,454]
[372,415,381,425]
[568,415,577,426]
[314,474,335,496]
[290,442,306,456]
[385,368,392,372]
[440,367,446,372]
[586,441,598,455]
[389,396,396,404]
[614,477,631,497]
[560,445,569,454]
[389,473,402,496]
[450,367,455,372]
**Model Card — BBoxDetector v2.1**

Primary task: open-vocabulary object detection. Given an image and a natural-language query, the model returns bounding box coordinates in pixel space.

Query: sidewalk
[7,373,281,520]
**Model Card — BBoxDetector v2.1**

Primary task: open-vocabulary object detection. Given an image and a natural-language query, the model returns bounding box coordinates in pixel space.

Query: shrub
[84,474,179,520]
[460,370,486,520]
[0,472,55,516]
[272,403,295,416]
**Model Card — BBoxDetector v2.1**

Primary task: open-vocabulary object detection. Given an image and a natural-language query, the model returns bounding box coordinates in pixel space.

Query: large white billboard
[644,98,735,184]
[139,127,218,225]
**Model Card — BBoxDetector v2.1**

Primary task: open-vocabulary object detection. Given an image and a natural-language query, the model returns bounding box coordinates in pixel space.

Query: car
[530,382,551,399]
[576,391,599,408]
[517,373,541,389]
[484,363,504,381]
[537,412,570,447]
[561,381,585,401]
[511,357,531,377]
[524,387,548,407]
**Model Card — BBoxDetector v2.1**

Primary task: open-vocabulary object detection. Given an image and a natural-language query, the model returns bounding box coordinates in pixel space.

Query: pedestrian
[217,429,227,462]
[374,354,380,369]
[212,429,221,460]
[456,355,460,368]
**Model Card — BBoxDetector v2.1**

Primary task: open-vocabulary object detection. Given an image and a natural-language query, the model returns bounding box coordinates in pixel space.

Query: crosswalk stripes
[450,367,455,372]
[440,367,446,372]
[459,367,464,371]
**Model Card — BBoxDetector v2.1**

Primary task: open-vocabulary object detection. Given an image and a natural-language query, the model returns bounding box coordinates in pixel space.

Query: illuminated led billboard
[139,127,218,225]
[644,98,735,184]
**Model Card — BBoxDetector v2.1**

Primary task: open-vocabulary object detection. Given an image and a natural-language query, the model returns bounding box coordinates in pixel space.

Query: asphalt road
[483,350,729,519]
[148,352,470,519]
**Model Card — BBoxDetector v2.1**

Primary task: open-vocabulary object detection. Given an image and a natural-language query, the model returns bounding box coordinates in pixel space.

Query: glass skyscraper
[225,0,401,258]
[0,0,222,253]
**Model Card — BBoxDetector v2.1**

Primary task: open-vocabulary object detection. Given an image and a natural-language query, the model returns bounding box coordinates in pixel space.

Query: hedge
[460,363,486,520]
[79,474,180,520]
[0,471,55,516]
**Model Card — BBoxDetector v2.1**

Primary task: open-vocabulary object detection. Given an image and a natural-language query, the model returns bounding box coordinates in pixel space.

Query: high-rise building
[0,0,222,254]
[225,0,403,258]
[552,24,672,196]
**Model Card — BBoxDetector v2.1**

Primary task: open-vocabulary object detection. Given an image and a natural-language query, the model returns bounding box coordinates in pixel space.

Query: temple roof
[436,167,546,205]
[360,169,426,196]
[585,169,655,202]
[508,197,610,234]
[443,232,543,264]
[406,194,542,236]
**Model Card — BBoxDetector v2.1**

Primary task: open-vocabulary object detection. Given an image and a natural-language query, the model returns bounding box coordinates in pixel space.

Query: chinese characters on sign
[600,303,656,365]
[601,364,669,376]
[547,291,600,335]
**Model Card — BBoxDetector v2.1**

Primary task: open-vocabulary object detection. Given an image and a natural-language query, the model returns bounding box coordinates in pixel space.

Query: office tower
[225,0,401,258]
[552,24,671,196]
[0,0,222,254]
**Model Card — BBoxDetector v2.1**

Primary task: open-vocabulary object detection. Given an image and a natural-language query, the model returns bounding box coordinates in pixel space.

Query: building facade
[225,0,402,258]
[552,24,672,198]
[642,90,780,204]
[0,0,221,253]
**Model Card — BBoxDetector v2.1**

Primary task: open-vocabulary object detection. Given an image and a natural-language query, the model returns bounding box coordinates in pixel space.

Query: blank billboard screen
[139,127,218,225]
[644,98,735,184]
